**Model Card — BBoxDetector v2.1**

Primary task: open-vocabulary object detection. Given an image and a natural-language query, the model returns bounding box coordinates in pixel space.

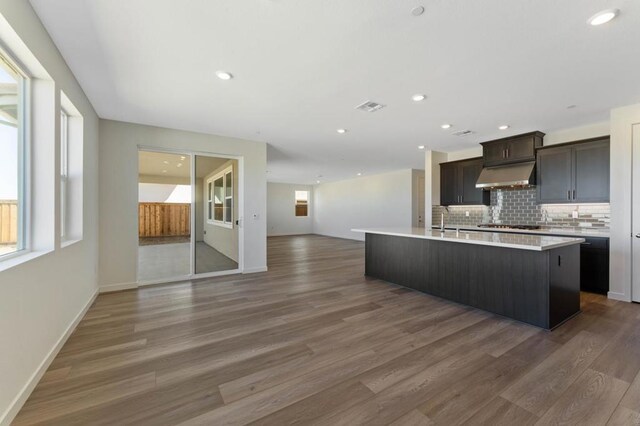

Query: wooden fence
[138,203,191,238]
[0,200,18,245]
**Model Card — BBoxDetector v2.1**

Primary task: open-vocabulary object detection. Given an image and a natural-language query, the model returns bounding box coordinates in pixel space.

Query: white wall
[138,183,191,203]
[202,160,239,262]
[99,119,267,291]
[609,104,640,302]
[0,2,99,423]
[313,169,414,241]
[267,183,313,236]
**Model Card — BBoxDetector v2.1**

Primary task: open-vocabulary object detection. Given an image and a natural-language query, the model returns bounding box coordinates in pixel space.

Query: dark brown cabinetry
[579,237,610,294]
[536,137,610,204]
[440,157,490,206]
[481,131,544,167]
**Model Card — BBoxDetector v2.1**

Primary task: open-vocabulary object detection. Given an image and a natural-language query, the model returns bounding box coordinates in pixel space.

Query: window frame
[0,49,28,260]
[206,165,233,229]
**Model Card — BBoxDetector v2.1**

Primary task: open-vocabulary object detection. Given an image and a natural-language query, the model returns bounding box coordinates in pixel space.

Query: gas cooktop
[477,224,541,230]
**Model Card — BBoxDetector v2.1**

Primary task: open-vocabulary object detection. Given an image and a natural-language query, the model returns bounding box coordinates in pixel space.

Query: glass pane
[225,197,232,223]
[137,151,192,281]
[214,177,223,221]
[195,156,238,274]
[225,171,232,197]
[207,182,212,220]
[0,58,22,256]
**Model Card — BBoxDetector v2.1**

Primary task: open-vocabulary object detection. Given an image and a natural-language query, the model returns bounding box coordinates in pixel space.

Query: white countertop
[431,225,610,238]
[352,227,584,251]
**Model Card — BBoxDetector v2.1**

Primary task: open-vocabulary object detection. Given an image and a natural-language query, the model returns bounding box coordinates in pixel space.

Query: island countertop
[352,227,584,251]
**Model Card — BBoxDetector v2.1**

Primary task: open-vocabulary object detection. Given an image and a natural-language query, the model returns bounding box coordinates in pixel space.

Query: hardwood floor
[13,235,640,425]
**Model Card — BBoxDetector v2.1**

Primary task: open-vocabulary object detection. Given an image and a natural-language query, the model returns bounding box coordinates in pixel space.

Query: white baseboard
[243,266,268,274]
[607,291,631,302]
[1,289,98,426]
[99,281,138,293]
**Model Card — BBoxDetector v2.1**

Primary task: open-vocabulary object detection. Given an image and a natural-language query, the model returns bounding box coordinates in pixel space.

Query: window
[60,109,68,239]
[59,92,83,244]
[295,190,309,217]
[207,165,233,228]
[0,52,26,258]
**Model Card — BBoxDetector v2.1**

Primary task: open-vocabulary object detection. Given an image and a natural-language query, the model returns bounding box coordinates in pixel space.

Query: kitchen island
[352,228,584,329]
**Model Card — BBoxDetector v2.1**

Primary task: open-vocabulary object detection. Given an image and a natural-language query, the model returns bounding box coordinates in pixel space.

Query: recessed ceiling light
[412,94,426,102]
[316,180,320,184]
[163,160,169,164]
[411,6,425,16]
[177,163,182,167]
[337,128,347,134]
[587,9,619,26]
[215,70,233,80]
[357,172,362,176]
[441,124,452,129]
[498,125,510,130]
[180,156,186,160]
[418,145,425,150]
[162,170,167,173]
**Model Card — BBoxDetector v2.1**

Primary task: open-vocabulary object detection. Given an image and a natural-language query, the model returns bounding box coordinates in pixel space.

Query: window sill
[61,238,82,249]
[0,249,53,273]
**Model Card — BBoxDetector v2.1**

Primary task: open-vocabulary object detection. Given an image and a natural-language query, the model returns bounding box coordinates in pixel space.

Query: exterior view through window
[295,190,308,217]
[0,53,24,257]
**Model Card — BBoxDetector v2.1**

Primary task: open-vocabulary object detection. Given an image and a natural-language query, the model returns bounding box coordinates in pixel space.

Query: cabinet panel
[537,147,573,203]
[507,136,537,163]
[440,163,458,206]
[460,160,487,205]
[580,237,609,294]
[573,140,610,203]
[482,142,508,167]
[482,132,544,167]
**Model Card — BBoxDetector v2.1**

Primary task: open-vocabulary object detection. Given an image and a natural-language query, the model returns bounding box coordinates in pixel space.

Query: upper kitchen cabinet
[537,137,610,204]
[481,131,545,167]
[440,157,490,206]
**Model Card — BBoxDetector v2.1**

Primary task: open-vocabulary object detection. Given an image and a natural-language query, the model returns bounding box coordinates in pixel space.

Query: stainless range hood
[475,161,536,189]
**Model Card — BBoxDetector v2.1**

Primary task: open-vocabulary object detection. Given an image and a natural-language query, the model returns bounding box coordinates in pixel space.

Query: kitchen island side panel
[365,233,579,328]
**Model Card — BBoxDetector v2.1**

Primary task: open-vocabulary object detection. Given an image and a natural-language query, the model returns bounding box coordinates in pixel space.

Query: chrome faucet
[440,212,446,232]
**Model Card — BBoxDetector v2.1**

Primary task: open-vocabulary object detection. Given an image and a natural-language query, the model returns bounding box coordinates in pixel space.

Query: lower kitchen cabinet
[579,237,610,294]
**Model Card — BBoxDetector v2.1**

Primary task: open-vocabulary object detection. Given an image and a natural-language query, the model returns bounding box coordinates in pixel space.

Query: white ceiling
[139,151,227,178]
[30,0,640,184]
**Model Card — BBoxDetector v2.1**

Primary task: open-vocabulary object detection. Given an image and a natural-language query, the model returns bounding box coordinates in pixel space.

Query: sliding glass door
[137,149,240,283]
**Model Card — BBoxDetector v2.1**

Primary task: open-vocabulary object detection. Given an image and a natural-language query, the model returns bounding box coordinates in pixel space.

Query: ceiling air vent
[355,100,385,112]
[452,130,474,137]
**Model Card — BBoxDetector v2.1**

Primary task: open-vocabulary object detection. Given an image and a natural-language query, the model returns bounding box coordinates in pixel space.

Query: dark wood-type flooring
[14,235,640,425]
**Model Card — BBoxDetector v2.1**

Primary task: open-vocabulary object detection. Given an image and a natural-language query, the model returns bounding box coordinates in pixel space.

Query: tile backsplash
[432,188,610,229]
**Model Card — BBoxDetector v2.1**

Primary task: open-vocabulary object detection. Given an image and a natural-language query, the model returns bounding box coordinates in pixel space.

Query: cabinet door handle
[573,189,576,200]
[567,190,571,200]
[506,148,509,158]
